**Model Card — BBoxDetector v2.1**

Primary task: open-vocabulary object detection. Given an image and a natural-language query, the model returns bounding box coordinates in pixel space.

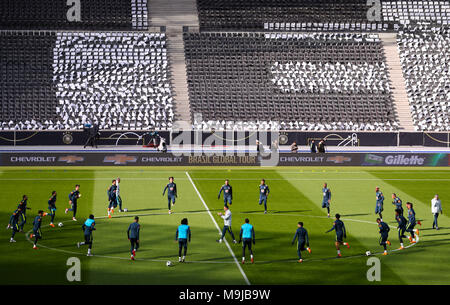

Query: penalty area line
[185,171,251,286]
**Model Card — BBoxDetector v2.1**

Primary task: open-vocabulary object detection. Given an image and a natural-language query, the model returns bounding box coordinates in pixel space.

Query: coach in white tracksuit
[217,206,237,243]
[431,194,443,230]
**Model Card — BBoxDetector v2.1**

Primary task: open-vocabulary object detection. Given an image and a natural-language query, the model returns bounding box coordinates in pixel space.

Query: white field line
[185,171,251,285]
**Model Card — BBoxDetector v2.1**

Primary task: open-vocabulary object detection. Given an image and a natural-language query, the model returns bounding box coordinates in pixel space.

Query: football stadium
[0,0,449,296]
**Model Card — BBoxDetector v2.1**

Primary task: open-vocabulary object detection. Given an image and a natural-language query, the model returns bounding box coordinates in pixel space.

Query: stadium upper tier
[184,32,399,131]
[398,26,450,131]
[0,0,148,30]
[197,0,450,31]
[0,31,174,131]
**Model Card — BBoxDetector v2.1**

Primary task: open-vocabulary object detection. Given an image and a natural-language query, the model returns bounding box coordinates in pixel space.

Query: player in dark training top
[30,210,47,249]
[392,193,403,216]
[291,222,311,263]
[218,179,233,208]
[375,187,384,221]
[377,218,391,255]
[395,209,408,250]
[8,208,22,243]
[77,214,95,256]
[326,214,350,257]
[258,179,270,214]
[175,218,191,263]
[127,216,141,260]
[322,183,331,217]
[17,195,30,232]
[406,202,420,244]
[48,191,57,228]
[163,177,177,214]
[65,185,81,221]
[107,180,117,218]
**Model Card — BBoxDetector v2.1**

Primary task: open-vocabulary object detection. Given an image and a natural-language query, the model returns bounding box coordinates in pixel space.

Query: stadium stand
[0,0,149,30]
[197,0,449,31]
[0,31,174,130]
[398,26,450,131]
[184,32,399,131]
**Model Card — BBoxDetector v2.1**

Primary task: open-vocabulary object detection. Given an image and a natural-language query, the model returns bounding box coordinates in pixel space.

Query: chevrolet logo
[58,155,84,164]
[327,156,352,164]
[104,155,137,165]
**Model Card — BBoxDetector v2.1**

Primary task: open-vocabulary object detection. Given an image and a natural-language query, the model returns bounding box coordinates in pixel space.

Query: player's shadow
[420,227,447,231]
[340,213,370,217]
[423,231,450,237]
[414,238,450,248]
[125,208,164,213]
[240,210,312,214]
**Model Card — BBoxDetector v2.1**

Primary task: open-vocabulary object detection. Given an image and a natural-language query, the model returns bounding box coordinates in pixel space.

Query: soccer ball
[166,261,172,267]
[365,251,371,256]
[58,222,64,227]
[123,208,128,212]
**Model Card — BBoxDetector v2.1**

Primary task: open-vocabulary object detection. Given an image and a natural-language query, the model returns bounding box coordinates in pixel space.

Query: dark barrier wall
[1,130,449,147]
[0,131,171,146]
[1,152,448,167]
[423,133,450,148]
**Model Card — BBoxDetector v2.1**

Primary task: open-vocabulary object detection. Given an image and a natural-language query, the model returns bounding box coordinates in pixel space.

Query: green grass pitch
[0,166,449,285]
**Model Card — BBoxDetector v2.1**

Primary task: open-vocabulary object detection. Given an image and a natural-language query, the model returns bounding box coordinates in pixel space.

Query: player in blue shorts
[48,191,57,228]
[127,216,140,260]
[406,202,420,243]
[30,210,47,249]
[107,180,117,218]
[391,193,403,216]
[377,218,391,255]
[326,213,350,258]
[8,208,22,243]
[322,183,331,217]
[375,187,384,221]
[395,209,407,250]
[218,179,233,208]
[291,222,311,263]
[258,179,270,214]
[163,177,177,214]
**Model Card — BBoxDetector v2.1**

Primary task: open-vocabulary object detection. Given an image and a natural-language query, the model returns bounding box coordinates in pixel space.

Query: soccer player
[107,179,117,218]
[116,177,124,212]
[217,206,237,244]
[376,218,391,255]
[258,179,270,214]
[163,177,177,214]
[127,216,140,260]
[77,214,95,256]
[17,195,30,232]
[239,218,255,264]
[326,213,350,258]
[175,218,191,263]
[395,209,407,250]
[375,187,384,221]
[218,179,233,208]
[30,210,46,249]
[291,222,311,263]
[391,193,403,216]
[406,202,419,243]
[48,191,57,228]
[322,183,331,217]
[65,185,81,221]
[9,208,22,243]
